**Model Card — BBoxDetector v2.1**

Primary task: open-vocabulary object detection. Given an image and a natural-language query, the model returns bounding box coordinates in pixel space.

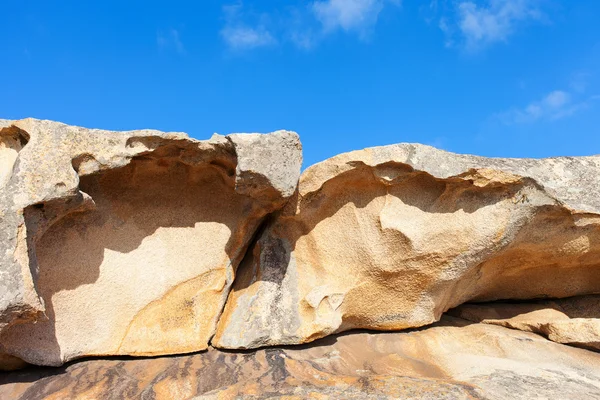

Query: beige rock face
[0,119,302,366]
[214,144,600,349]
[449,295,600,351]
[3,317,600,399]
[4,118,600,389]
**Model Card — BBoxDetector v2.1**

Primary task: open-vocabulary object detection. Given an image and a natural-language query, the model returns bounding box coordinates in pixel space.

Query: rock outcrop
[450,294,600,351]
[0,119,302,366]
[214,144,600,348]
[3,118,600,400]
[3,317,600,400]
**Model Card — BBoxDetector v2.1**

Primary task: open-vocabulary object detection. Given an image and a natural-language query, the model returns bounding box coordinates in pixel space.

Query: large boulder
[213,144,600,348]
[0,119,302,366]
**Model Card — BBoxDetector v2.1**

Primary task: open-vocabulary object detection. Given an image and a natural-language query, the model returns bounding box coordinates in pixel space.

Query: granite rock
[214,144,600,348]
[0,119,301,366]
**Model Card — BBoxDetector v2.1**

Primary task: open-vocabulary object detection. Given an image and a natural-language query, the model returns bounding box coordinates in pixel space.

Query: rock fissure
[449,294,600,351]
[207,212,279,349]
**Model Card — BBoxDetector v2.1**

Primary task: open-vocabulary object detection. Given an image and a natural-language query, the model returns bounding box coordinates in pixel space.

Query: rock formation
[2,118,600,399]
[3,317,600,399]
[0,118,302,366]
[214,144,600,348]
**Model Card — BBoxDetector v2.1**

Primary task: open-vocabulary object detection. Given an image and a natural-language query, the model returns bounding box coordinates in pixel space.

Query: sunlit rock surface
[214,144,600,348]
[2,317,600,399]
[0,119,302,366]
[2,119,600,399]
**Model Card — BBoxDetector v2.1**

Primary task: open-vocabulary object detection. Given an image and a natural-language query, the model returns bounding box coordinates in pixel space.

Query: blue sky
[2,1,599,167]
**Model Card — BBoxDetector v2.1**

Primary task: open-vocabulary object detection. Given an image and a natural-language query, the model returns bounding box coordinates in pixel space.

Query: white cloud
[221,26,275,49]
[435,0,544,50]
[157,29,186,55]
[438,17,454,47]
[543,90,569,108]
[498,90,590,124]
[219,1,400,52]
[311,0,399,33]
[220,4,276,50]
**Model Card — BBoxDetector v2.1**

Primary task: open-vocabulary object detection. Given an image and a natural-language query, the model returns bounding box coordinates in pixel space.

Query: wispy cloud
[219,1,400,51]
[311,0,400,34]
[497,90,591,124]
[157,29,186,55]
[221,25,275,50]
[220,3,276,50]
[438,17,453,47]
[458,0,542,48]
[430,0,545,50]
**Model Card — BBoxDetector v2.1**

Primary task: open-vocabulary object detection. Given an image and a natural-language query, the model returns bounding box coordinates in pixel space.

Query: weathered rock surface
[0,118,302,366]
[449,294,600,351]
[3,119,600,400]
[2,317,600,399]
[214,144,600,348]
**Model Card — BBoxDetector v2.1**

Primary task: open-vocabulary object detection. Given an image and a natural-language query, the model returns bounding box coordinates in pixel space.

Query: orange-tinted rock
[214,145,600,349]
[450,294,600,351]
[2,318,600,399]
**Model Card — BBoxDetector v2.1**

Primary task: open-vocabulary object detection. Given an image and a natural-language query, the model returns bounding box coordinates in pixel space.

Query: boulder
[214,144,600,348]
[449,295,600,351]
[0,119,302,366]
[2,317,600,399]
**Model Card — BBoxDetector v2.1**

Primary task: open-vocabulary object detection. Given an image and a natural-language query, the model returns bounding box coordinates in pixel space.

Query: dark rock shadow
[448,294,600,321]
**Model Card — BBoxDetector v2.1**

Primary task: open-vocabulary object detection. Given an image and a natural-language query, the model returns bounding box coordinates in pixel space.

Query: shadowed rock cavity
[0,125,29,187]
[449,294,600,351]
[0,119,301,367]
[213,145,600,349]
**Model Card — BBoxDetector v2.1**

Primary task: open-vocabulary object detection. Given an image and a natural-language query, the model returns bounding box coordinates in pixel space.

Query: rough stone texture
[2,317,600,399]
[4,120,600,398]
[214,144,600,348]
[449,295,600,351]
[0,118,302,367]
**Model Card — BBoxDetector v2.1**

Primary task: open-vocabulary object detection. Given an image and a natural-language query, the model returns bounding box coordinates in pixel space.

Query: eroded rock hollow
[0,119,302,366]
